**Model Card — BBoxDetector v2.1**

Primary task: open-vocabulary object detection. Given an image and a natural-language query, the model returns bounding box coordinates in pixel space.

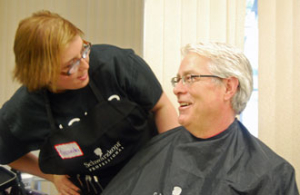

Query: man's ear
[223,77,239,100]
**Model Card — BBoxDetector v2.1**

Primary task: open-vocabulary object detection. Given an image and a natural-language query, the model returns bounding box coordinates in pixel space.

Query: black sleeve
[118,50,163,111]
[89,45,163,111]
[251,161,299,194]
[270,162,299,195]
[0,114,30,164]
[0,88,47,164]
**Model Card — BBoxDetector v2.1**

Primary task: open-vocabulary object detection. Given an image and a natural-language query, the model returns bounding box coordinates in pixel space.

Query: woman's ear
[223,77,239,100]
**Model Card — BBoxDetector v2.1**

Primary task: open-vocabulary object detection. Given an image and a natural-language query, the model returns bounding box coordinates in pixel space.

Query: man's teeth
[180,102,191,107]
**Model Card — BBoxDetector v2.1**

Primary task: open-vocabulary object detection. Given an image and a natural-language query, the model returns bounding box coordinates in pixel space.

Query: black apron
[38,80,157,194]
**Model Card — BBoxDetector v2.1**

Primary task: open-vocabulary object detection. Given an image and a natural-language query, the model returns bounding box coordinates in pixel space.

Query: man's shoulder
[237,122,296,177]
[146,126,187,146]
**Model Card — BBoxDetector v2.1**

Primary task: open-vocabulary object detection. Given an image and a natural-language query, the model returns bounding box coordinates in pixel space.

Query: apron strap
[88,79,105,102]
[43,89,57,130]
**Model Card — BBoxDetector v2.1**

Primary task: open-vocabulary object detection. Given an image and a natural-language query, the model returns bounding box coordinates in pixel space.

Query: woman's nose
[79,57,89,71]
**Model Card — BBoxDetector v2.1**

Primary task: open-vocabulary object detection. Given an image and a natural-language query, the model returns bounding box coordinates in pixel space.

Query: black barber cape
[102,120,299,195]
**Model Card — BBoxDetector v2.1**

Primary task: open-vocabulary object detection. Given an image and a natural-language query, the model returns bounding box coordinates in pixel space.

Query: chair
[0,166,17,194]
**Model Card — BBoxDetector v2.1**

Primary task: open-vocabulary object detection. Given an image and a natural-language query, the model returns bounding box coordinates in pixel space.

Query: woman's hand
[52,175,80,195]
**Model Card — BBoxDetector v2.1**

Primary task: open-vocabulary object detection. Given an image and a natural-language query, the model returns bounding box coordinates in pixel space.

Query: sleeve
[118,50,163,111]
[270,162,299,195]
[0,114,30,164]
[89,45,163,111]
[253,161,299,194]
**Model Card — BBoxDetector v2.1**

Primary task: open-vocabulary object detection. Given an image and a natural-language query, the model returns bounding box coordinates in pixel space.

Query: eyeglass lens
[67,41,91,75]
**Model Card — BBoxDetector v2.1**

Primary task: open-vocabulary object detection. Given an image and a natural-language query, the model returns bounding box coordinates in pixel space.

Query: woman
[0,10,179,195]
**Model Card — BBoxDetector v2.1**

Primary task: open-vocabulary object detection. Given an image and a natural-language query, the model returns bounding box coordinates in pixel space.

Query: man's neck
[186,114,236,139]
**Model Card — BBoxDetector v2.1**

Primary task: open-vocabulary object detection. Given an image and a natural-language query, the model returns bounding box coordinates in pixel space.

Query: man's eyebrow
[177,70,196,77]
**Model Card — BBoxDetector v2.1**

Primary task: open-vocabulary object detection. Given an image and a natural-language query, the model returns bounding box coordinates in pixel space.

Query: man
[102,42,299,194]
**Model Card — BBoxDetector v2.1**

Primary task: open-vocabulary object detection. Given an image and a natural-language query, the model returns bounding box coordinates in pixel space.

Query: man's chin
[178,115,189,126]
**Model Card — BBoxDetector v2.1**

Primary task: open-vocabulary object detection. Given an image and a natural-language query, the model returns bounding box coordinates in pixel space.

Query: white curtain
[143,0,246,107]
[259,0,300,186]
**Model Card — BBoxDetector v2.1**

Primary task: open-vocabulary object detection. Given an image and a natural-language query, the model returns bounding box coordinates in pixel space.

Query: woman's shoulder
[1,86,44,112]
[1,86,48,133]
[88,44,132,73]
[90,44,134,59]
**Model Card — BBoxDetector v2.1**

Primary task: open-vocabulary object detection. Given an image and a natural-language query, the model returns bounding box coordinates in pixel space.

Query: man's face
[173,52,226,131]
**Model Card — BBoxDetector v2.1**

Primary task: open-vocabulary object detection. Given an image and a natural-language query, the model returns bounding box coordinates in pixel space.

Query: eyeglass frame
[171,74,222,87]
[64,40,92,75]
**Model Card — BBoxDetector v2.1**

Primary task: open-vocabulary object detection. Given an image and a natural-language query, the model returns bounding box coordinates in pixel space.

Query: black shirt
[0,44,162,164]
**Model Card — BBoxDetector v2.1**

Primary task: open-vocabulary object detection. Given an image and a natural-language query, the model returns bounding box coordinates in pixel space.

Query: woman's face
[55,35,90,93]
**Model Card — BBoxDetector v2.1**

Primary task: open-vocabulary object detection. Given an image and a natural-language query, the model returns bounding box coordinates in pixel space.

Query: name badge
[54,141,84,159]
